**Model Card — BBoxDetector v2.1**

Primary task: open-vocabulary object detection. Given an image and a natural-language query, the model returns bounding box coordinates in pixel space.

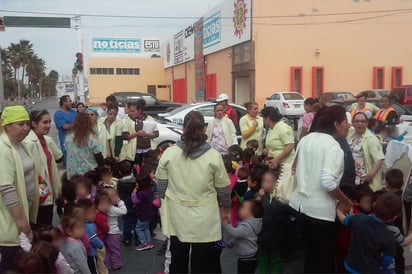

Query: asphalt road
[26,99,412,273]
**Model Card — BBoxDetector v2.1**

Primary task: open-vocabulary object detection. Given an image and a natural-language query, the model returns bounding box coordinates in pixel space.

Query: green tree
[26,54,46,97]
[42,70,59,97]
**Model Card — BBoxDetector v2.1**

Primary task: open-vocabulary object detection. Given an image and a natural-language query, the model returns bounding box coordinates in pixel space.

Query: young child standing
[385,168,406,274]
[116,160,138,246]
[231,167,250,226]
[103,187,127,270]
[60,215,91,274]
[337,192,400,273]
[256,170,292,274]
[132,174,155,251]
[77,199,104,274]
[222,200,263,274]
[98,167,116,188]
[93,193,112,274]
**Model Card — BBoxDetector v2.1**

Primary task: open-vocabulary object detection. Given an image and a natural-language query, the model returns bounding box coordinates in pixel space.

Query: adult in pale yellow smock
[239,102,263,155]
[0,106,39,272]
[261,107,295,170]
[120,101,158,163]
[87,106,111,158]
[347,112,385,191]
[24,109,63,226]
[98,104,123,158]
[206,103,237,154]
[157,111,231,274]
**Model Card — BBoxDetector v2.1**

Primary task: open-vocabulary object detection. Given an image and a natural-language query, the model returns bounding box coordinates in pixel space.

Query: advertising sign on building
[162,24,195,68]
[203,0,251,55]
[92,37,160,54]
[194,18,205,102]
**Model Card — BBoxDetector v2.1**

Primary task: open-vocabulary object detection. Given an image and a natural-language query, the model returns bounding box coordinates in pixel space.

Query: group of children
[219,139,412,274]
[6,152,161,274]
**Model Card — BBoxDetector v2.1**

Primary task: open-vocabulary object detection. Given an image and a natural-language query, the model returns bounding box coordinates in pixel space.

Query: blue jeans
[135,219,151,244]
[122,214,137,243]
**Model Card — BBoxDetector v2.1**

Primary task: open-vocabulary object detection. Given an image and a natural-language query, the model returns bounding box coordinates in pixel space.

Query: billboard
[203,0,251,55]
[92,38,160,54]
[163,24,195,68]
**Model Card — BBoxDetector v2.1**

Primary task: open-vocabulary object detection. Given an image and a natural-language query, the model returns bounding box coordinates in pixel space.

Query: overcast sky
[0,0,222,78]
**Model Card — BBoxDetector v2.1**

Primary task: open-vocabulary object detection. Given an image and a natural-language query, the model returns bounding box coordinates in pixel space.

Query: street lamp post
[0,49,4,110]
[73,15,85,102]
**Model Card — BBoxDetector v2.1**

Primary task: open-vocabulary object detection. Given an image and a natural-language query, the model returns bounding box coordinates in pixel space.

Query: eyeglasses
[353,120,367,124]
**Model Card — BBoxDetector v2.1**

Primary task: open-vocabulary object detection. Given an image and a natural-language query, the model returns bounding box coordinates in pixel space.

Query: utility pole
[73,15,85,102]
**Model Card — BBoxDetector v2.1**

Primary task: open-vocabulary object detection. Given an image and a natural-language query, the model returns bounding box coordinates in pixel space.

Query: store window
[312,66,324,98]
[290,67,303,93]
[89,68,114,75]
[391,67,403,89]
[116,68,140,75]
[373,67,385,89]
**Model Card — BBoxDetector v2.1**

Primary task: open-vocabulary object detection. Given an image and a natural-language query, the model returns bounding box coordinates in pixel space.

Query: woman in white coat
[24,109,63,226]
[206,103,237,154]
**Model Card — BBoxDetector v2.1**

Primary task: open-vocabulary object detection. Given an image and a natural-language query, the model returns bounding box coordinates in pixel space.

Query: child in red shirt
[94,192,112,274]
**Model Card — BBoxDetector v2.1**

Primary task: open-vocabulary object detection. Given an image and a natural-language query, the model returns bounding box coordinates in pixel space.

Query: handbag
[275,155,298,204]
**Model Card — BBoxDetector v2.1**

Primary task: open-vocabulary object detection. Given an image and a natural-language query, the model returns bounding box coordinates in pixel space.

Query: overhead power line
[254,10,412,26]
[0,7,412,19]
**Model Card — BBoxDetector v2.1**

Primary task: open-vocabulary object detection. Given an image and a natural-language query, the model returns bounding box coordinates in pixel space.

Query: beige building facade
[88,57,168,104]
[162,0,412,107]
[89,0,412,107]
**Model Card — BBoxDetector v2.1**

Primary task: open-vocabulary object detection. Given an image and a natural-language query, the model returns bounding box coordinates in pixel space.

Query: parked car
[264,92,305,116]
[153,118,183,148]
[391,85,412,105]
[319,91,355,103]
[360,89,390,99]
[328,98,412,116]
[158,102,247,141]
[110,91,182,117]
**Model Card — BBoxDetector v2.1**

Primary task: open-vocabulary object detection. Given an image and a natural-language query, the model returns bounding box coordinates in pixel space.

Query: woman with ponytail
[156,111,231,274]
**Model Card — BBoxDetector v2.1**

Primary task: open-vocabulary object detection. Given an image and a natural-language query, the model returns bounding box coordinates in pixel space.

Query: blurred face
[51,237,63,249]
[334,118,350,138]
[261,173,277,194]
[63,97,72,110]
[107,189,120,204]
[84,207,96,222]
[6,121,30,142]
[214,105,224,119]
[238,201,253,220]
[263,116,271,128]
[101,174,112,184]
[357,195,373,214]
[68,221,86,239]
[32,114,51,136]
[87,110,97,124]
[304,103,313,113]
[106,109,118,123]
[77,105,85,113]
[247,176,258,190]
[248,104,259,118]
[97,199,112,214]
[75,184,89,200]
[357,96,366,108]
[128,106,142,120]
[380,97,390,109]
[352,114,368,135]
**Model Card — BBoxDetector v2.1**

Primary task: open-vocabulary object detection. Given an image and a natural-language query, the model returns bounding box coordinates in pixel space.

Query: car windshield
[283,93,304,100]
[378,90,390,97]
[165,104,194,115]
[336,92,355,100]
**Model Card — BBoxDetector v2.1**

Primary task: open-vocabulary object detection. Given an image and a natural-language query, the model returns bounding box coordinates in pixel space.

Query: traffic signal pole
[73,15,85,102]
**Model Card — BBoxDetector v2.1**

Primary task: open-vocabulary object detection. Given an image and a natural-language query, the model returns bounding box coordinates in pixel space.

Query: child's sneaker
[136,243,153,251]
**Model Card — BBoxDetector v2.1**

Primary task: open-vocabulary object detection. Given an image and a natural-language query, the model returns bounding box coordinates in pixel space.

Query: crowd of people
[0,92,411,274]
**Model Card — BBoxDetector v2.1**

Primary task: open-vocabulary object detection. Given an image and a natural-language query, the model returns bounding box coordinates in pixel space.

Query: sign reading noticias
[92,38,142,53]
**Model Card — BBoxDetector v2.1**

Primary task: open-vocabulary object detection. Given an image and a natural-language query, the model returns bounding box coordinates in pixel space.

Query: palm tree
[42,70,59,97]
[8,40,34,100]
[26,54,46,97]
